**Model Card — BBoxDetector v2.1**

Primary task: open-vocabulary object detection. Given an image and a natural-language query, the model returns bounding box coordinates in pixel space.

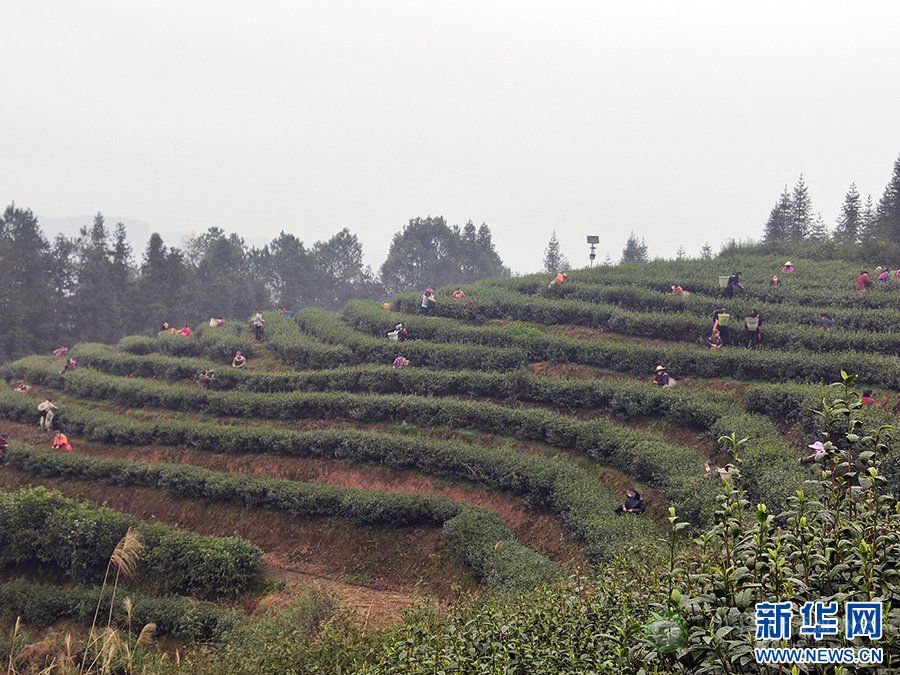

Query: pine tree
[542,231,569,273]
[458,221,479,279]
[763,187,792,242]
[700,243,712,260]
[790,174,813,243]
[603,252,612,266]
[809,212,829,241]
[675,245,686,261]
[834,183,862,244]
[621,231,649,263]
[162,246,192,321]
[475,222,508,278]
[0,204,52,360]
[138,233,171,327]
[875,154,900,240]
[860,194,877,241]
[111,223,134,335]
[189,228,256,319]
[380,218,508,294]
[73,212,118,342]
[48,234,79,340]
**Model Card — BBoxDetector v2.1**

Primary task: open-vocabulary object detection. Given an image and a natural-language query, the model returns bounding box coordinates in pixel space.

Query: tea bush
[295,308,528,371]
[655,375,900,672]
[2,442,559,592]
[117,324,256,360]
[0,579,238,642]
[0,486,262,601]
[0,378,660,562]
[265,311,354,369]
[360,298,900,388]
[389,287,900,372]
[6,373,717,524]
[179,374,900,673]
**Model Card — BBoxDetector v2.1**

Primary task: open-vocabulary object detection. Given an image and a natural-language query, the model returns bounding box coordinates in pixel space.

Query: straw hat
[656,365,665,372]
[784,261,792,266]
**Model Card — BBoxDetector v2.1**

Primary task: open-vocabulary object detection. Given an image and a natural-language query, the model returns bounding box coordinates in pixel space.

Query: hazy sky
[3,1,899,273]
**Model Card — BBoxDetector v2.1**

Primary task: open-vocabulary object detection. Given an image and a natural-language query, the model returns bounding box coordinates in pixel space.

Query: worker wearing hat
[653,365,670,387]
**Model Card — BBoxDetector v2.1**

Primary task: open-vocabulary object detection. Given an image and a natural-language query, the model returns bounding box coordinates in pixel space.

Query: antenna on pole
[586,235,599,267]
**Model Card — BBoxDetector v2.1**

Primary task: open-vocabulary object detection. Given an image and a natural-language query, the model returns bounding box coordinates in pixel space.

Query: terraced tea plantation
[1,253,898,672]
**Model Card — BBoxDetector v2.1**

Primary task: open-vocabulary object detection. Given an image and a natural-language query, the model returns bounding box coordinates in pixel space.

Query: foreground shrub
[0,487,262,601]
[0,580,238,643]
[654,374,900,671]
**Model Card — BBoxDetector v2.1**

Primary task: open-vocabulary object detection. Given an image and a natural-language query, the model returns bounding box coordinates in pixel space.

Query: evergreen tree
[763,187,792,242]
[859,194,877,241]
[73,212,118,342]
[188,228,257,320]
[875,153,900,240]
[700,243,712,260]
[0,204,52,360]
[47,234,79,342]
[162,246,193,322]
[379,218,507,294]
[834,183,862,244]
[245,246,273,314]
[789,174,813,243]
[474,222,508,278]
[675,244,686,260]
[457,221,480,280]
[137,233,192,329]
[809,212,829,241]
[111,223,135,335]
[620,231,649,263]
[138,233,171,328]
[542,231,569,273]
[603,252,612,266]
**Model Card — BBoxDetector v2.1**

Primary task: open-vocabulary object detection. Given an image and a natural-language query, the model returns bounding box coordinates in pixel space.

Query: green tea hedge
[3,443,560,593]
[0,579,238,642]
[0,487,262,601]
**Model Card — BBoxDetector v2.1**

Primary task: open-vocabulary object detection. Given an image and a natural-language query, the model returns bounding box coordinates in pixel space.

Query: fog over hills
[36,214,270,254]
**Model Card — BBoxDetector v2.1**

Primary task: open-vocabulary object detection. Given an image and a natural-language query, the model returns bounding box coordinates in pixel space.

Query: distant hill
[36,214,272,252]
[37,214,184,250]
